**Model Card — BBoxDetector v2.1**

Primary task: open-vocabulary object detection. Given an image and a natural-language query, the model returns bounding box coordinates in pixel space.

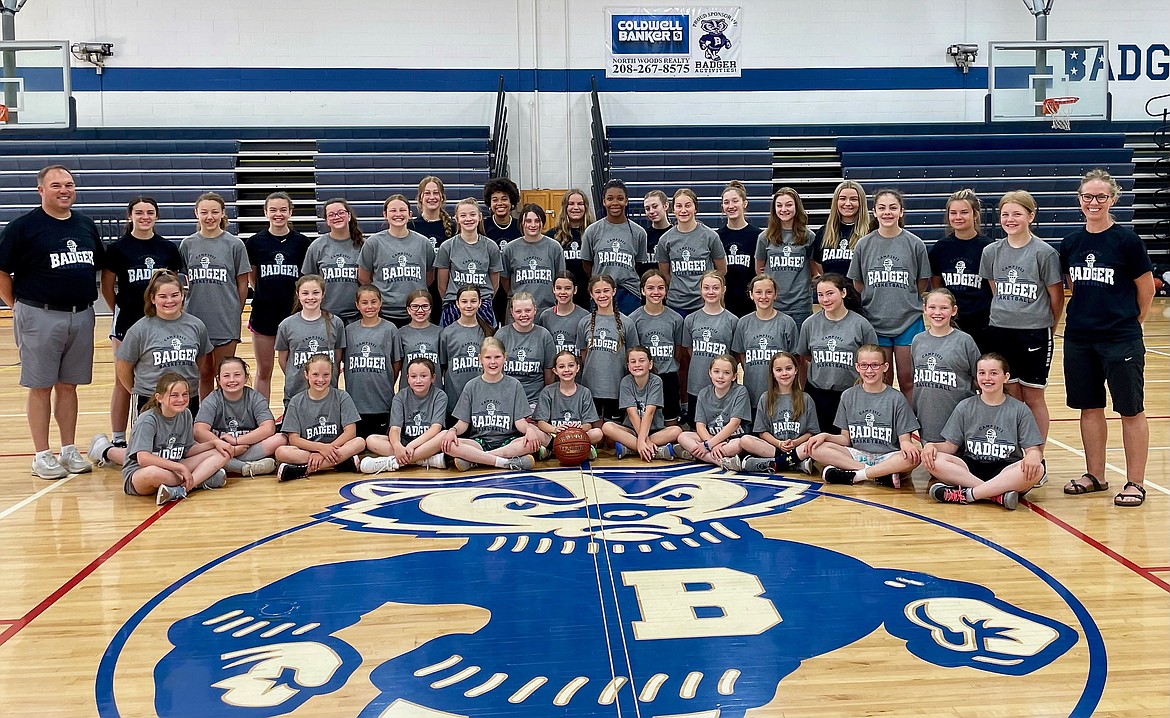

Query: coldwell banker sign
[606,7,742,78]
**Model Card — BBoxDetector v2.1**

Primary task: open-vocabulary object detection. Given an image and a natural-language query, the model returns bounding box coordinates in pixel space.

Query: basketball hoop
[1042,96,1078,131]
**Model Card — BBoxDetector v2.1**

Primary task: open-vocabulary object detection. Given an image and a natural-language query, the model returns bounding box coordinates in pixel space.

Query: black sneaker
[930,483,970,504]
[335,457,359,473]
[277,463,308,482]
[821,466,857,485]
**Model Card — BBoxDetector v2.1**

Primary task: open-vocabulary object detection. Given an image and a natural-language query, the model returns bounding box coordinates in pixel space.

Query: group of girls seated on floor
[91,170,1142,512]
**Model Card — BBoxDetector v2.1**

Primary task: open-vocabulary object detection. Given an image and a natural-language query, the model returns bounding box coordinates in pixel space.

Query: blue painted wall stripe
[70,66,988,93]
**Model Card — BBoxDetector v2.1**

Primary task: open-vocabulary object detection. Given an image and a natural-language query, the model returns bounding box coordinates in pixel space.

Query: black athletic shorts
[989,326,1052,388]
[1063,336,1145,416]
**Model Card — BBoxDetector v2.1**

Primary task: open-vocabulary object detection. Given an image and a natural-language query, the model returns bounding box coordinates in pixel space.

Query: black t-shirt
[1060,223,1153,342]
[483,216,522,249]
[104,233,185,329]
[0,207,104,306]
[409,217,451,251]
[548,228,590,308]
[928,233,994,319]
[645,224,670,257]
[718,223,760,316]
[245,228,313,316]
[811,222,860,277]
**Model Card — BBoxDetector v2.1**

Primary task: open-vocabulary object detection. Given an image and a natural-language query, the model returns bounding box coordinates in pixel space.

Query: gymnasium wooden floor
[0,302,1166,718]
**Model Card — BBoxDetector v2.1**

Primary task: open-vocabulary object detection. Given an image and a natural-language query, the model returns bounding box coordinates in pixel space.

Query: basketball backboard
[0,40,72,129]
[988,40,1109,122]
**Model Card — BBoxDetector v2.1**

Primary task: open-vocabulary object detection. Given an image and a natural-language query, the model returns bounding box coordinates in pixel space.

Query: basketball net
[1042,97,1079,131]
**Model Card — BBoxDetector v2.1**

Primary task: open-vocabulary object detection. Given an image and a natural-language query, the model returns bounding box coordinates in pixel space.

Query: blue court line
[820,490,1106,718]
[68,66,988,93]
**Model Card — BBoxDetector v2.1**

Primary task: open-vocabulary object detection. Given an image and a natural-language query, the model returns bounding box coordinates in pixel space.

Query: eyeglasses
[325,210,350,220]
[857,363,885,370]
[1079,193,1112,204]
[408,304,430,311]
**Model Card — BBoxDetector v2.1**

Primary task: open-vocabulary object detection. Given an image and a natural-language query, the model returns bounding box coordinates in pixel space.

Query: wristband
[703,441,711,451]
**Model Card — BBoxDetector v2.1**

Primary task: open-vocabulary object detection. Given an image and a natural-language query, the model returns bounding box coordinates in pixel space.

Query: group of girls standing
[90,167,1152,512]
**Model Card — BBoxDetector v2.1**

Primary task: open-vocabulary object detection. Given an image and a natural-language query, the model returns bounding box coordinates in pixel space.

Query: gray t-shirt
[434,235,503,302]
[399,323,443,387]
[302,235,362,323]
[116,313,212,396]
[344,320,402,414]
[502,237,566,312]
[631,306,685,374]
[195,387,273,436]
[122,408,194,482]
[576,312,639,400]
[732,311,799,407]
[834,384,920,454]
[695,383,753,438]
[439,322,488,413]
[282,387,360,443]
[979,237,1062,330]
[847,229,931,336]
[495,324,557,403]
[179,232,249,344]
[754,228,815,319]
[619,373,665,433]
[581,218,649,295]
[453,375,530,444]
[753,391,821,440]
[797,310,879,392]
[390,385,448,442]
[275,312,346,403]
[910,329,981,443]
[358,230,435,321]
[655,223,726,312]
[682,308,738,396]
[538,305,589,355]
[535,383,600,427]
[941,394,1043,463]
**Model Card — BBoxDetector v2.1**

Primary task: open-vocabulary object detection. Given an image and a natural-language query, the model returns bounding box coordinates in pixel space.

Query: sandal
[1114,482,1146,508]
[1064,473,1108,495]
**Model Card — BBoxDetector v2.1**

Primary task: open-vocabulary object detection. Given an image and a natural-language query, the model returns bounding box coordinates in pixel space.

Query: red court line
[1049,415,1169,423]
[1025,500,1170,593]
[0,453,35,458]
[0,503,175,647]
[1145,566,1170,572]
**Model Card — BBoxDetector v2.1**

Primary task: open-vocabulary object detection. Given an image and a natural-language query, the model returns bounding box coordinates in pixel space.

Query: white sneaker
[88,434,114,468]
[654,444,674,461]
[421,453,446,469]
[240,458,276,478]
[453,457,474,471]
[797,457,815,475]
[360,455,400,474]
[32,453,69,480]
[58,445,93,474]
[672,443,696,462]
[198,469,227,490]
[155,484,187,505]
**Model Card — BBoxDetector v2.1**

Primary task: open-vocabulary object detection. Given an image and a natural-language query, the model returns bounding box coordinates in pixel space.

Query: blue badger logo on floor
[154,465,1078,717]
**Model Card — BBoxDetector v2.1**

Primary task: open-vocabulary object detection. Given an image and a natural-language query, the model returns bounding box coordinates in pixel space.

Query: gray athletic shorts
[13,302,96,388]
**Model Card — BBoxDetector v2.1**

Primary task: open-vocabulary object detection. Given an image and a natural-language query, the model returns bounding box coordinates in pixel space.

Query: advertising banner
[606,7,742,78]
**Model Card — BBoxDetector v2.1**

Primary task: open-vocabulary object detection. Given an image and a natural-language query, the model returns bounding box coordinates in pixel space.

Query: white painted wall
[11,0,1169,191]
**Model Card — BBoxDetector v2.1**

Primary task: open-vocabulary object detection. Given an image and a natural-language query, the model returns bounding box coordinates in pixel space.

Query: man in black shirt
[0,165,104,479]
